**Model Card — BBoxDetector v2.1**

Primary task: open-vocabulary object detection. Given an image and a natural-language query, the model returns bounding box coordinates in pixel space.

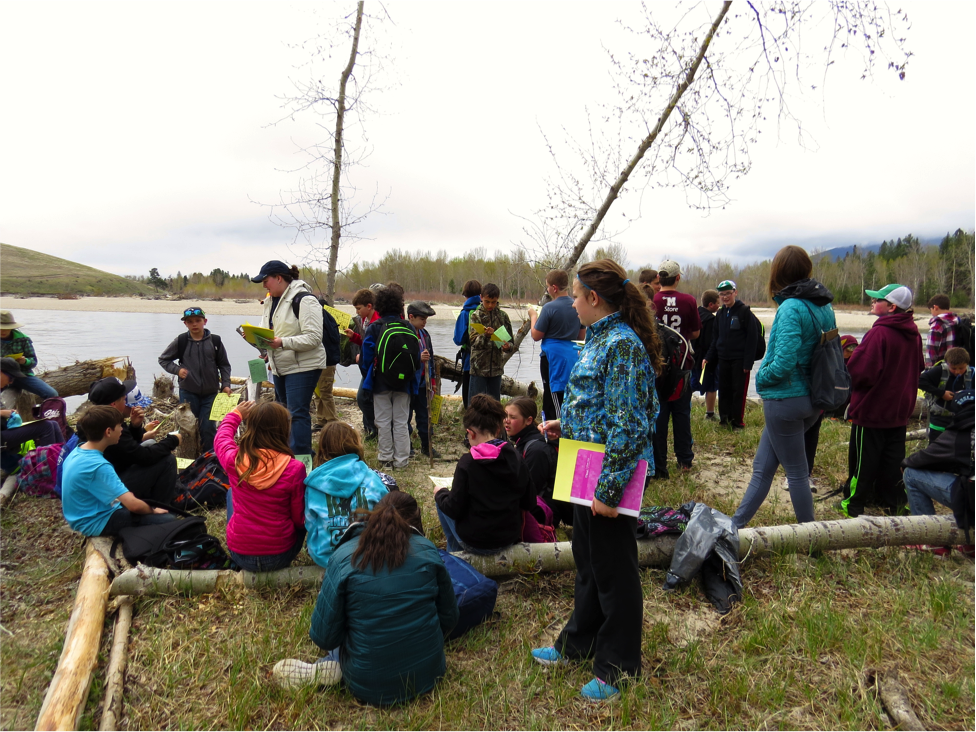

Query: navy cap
[89,377,137,406]
[250,260,291,283]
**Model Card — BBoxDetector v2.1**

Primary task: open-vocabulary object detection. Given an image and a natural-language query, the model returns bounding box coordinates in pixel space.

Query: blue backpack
[438,549,498,640]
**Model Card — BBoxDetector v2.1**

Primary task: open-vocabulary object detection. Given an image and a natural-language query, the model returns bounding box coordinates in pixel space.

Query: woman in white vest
[251,260,328,456]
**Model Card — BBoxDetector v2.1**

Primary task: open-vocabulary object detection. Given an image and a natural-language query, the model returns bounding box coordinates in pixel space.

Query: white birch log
[98,597,133,732]
[0,473,19,509]
[875,670,926,731]
[108,515,965,596]
[35,544,111,732]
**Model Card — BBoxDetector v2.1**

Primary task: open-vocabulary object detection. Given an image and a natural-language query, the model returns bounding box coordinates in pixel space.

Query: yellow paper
[470,321,486,334]
[175,457,194,470]
[6,352,23,360]
[323,304,352,331]
[430,394,444,425]
[209,393,241,422]
[429,475,453,490]
[241,323,274,346]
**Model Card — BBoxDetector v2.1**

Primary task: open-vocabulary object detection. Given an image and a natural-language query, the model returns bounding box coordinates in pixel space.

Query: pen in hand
[541,411,548,443]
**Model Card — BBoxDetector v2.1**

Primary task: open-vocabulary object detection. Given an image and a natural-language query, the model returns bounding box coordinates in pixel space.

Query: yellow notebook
[240,323,274,346]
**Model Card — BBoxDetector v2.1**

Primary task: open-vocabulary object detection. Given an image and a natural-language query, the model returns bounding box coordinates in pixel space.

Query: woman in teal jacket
[732,246,838,528]
[274,491,458,705]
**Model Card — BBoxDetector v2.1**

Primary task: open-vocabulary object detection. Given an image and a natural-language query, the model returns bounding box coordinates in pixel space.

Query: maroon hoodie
[847,312,924,428]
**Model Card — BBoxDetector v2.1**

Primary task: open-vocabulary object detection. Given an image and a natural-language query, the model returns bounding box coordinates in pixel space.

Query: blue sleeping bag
[438,549,498,640]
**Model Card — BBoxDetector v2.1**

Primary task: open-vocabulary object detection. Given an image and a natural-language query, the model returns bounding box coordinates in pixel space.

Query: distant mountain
[0,243,151,296]
[817,236,942,261]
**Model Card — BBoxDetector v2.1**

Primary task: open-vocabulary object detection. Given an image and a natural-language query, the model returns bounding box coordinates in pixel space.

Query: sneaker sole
[272,659,341,689]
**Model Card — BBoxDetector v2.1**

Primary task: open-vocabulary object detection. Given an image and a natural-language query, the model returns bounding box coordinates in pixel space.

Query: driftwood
[0,473,19,509]
[16,359,136,415]
[108,515,964,597]
[433,355,538,398]
[97,597,134,732]
[35,544,111,732]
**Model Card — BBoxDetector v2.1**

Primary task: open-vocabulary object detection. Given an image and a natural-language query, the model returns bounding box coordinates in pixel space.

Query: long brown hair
[315,421,364,466]
[577,259,664,375]
[351,492,424,573]
[768,245,813,298]
[235,401,294,483]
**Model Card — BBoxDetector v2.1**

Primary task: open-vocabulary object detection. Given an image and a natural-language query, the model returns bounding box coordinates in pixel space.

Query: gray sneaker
[272,658,341,689]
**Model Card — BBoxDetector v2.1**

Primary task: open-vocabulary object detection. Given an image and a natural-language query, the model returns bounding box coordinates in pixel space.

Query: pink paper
[571,449,648,516]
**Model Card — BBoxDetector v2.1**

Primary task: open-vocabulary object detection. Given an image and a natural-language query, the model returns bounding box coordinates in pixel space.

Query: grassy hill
[0,243,151,296]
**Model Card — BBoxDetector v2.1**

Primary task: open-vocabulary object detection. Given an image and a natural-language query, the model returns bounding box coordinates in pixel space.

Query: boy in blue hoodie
[304,422,393,568]
[452,280,482,408]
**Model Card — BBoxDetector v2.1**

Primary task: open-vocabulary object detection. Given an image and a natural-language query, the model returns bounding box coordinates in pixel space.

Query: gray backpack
[799,300,850,411]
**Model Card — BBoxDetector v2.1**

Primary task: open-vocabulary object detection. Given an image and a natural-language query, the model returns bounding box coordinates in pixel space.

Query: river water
[17,310,866,409]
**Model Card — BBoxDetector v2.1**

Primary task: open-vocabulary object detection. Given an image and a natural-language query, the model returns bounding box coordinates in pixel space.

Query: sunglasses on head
[183,308,205,318]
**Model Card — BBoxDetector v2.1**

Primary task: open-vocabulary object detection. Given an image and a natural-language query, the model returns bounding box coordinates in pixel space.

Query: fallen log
[433,355,538,398]
[873,669,926,731]
[98,597,133,732]
[0,473,19,509]
[108,515,964,596]
[35,543,111,732]
[21,358,135,411]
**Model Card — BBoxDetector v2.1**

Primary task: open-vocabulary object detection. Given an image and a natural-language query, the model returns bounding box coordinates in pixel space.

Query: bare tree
[269,1,392,303]
[504,1,910,356]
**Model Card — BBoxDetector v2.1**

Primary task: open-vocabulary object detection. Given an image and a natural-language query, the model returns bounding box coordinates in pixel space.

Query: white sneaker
[272,658,341,689]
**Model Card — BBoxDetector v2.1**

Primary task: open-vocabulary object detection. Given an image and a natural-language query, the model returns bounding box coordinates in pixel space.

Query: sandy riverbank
[0,295,931,332]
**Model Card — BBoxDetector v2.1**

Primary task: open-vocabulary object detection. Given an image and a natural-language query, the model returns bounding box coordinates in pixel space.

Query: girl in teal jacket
[733,246,838,528]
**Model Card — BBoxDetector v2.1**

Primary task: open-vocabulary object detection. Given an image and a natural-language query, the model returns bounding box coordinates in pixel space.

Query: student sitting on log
[434,394,536,554]
[88,376,181,505]
[0,310,58,399]
[1,358,63,475]
[304,421,392,569]
[61,406,174,536]
[216,400,307,572]
[273,491,458,705]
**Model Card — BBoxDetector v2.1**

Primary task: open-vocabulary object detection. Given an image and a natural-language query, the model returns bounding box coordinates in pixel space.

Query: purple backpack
[17,443,64,498]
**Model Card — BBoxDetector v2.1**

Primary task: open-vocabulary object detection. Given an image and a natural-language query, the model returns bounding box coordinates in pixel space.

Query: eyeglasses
[183,308,205,318]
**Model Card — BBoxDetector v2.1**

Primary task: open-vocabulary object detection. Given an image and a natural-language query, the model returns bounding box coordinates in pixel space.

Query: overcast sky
[2,1,973,279]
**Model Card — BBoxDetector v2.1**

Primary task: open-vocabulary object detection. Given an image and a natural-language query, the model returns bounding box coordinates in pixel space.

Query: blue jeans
[733,395,821,528]
[180,391,217,453]
[903,467,956,516]
[653,387,694,473]
[272,369,321,456]
[436,505,504,555]
[228,528,307,573]
[12,375,58,399]
[469,374,501,401]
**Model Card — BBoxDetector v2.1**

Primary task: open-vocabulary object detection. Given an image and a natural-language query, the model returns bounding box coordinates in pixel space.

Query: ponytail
[351,492,422,572]
[577,259,664,375]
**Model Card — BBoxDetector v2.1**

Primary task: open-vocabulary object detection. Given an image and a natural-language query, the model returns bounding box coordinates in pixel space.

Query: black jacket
[705,299,760,371]
[902,399,974,476]
[692,306,716,370]
[510,425,556,523]
[435,439,535,549]
[105,423,179,472]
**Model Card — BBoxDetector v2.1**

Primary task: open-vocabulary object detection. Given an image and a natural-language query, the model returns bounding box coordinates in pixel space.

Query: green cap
[716,280,736,291]
[864,283,912,310]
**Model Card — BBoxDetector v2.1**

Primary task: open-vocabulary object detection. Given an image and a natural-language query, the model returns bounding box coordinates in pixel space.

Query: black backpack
[177,332,226,365]
[799,301,851,411]
[955,316,975,364]
[374,320,421,389]
[751,309,767,361]
[655,320,694,402]
[116,515,232,570]
[174,450,230,510]
[292,292,341,367]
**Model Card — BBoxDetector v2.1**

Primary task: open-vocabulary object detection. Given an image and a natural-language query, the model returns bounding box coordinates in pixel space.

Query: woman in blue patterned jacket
[530,259,663,701]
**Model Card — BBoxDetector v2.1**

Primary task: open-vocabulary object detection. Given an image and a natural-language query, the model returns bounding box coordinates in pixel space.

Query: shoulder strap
[177,332,189,363]
[798,299,838,342]
[291,291,312,319]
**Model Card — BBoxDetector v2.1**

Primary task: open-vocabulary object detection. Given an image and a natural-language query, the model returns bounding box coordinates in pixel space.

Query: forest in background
[133,229,974,309]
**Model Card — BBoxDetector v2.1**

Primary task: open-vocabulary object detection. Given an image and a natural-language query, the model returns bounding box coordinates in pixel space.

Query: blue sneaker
[580,677,619,701]
[531,646,567,666]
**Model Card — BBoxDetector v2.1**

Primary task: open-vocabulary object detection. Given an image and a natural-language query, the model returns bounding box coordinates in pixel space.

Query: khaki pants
[313,365,338,425]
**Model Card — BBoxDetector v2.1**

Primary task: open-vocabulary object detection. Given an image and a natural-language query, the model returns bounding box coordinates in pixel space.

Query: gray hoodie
[158,329,231,396]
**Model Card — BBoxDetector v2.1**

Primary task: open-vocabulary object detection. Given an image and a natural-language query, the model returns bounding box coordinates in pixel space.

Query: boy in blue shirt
[528,270,584,419]
[62,406,174,537]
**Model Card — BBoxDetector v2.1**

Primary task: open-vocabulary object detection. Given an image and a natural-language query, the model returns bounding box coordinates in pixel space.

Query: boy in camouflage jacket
[468,283,516,400]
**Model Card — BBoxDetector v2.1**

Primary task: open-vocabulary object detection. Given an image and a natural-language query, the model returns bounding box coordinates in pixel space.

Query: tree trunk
[433,355,538,398]
[326,1,365,304]
[35,544,111,732]
[108,515,964,596]
[15,358,135,414]
[98,597,133,732]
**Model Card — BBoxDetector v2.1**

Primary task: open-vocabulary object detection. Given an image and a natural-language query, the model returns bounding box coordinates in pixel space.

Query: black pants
[119,455,179,505]
[539,353,565,420]
[804,412,824,475]
[100,507,178,536]
[843,424,907,517]
[461,371,471,409]
[409,391,431,452]
[557,505,641,686]
[653,387,694,475]
[717,360,749,427]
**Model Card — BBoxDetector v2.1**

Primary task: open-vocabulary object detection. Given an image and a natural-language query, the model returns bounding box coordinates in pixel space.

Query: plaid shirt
[925,313,959,368]
[0,329,39,374]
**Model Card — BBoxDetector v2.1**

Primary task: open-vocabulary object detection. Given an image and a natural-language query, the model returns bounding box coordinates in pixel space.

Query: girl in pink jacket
[215,401,307,572]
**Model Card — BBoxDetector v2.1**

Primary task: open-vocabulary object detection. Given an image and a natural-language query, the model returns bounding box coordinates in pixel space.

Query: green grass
[0,242,151,296]
[1,398,973,730]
